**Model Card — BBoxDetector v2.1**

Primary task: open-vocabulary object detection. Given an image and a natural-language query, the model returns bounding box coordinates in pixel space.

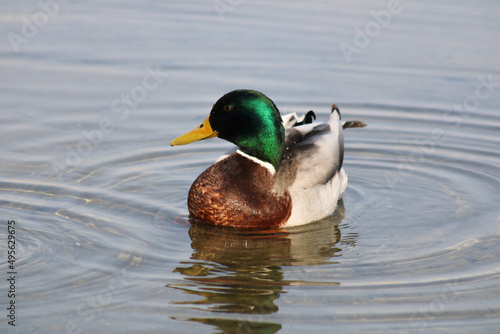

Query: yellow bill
[170,115,218,146]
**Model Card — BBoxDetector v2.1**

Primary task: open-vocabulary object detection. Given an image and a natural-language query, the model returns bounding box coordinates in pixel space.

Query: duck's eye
[223,105,234,112]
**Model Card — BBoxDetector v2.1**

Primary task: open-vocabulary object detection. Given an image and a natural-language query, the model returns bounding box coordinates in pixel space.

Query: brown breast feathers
[187,152,292,228]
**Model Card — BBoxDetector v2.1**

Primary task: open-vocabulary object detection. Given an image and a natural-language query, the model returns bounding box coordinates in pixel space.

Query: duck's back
[276,111,348,227]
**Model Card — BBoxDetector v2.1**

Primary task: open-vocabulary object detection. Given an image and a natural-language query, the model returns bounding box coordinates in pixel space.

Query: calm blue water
[1,1,500,333]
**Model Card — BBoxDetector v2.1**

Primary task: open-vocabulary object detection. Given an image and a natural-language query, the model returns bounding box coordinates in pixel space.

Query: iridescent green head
[209,90,285,170]
[171,90,285,171]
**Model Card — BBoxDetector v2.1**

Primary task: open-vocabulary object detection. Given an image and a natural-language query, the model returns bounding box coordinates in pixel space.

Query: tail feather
[343,120,367,129]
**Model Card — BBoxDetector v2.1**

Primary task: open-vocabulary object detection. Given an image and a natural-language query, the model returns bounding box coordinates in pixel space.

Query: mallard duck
[171,89,365,229]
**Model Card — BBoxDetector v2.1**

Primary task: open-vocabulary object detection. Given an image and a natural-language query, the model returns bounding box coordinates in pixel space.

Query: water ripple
[1,98,499,332]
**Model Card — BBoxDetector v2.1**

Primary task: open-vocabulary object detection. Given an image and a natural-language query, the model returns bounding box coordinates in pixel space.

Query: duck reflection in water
[168,201,352,333]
